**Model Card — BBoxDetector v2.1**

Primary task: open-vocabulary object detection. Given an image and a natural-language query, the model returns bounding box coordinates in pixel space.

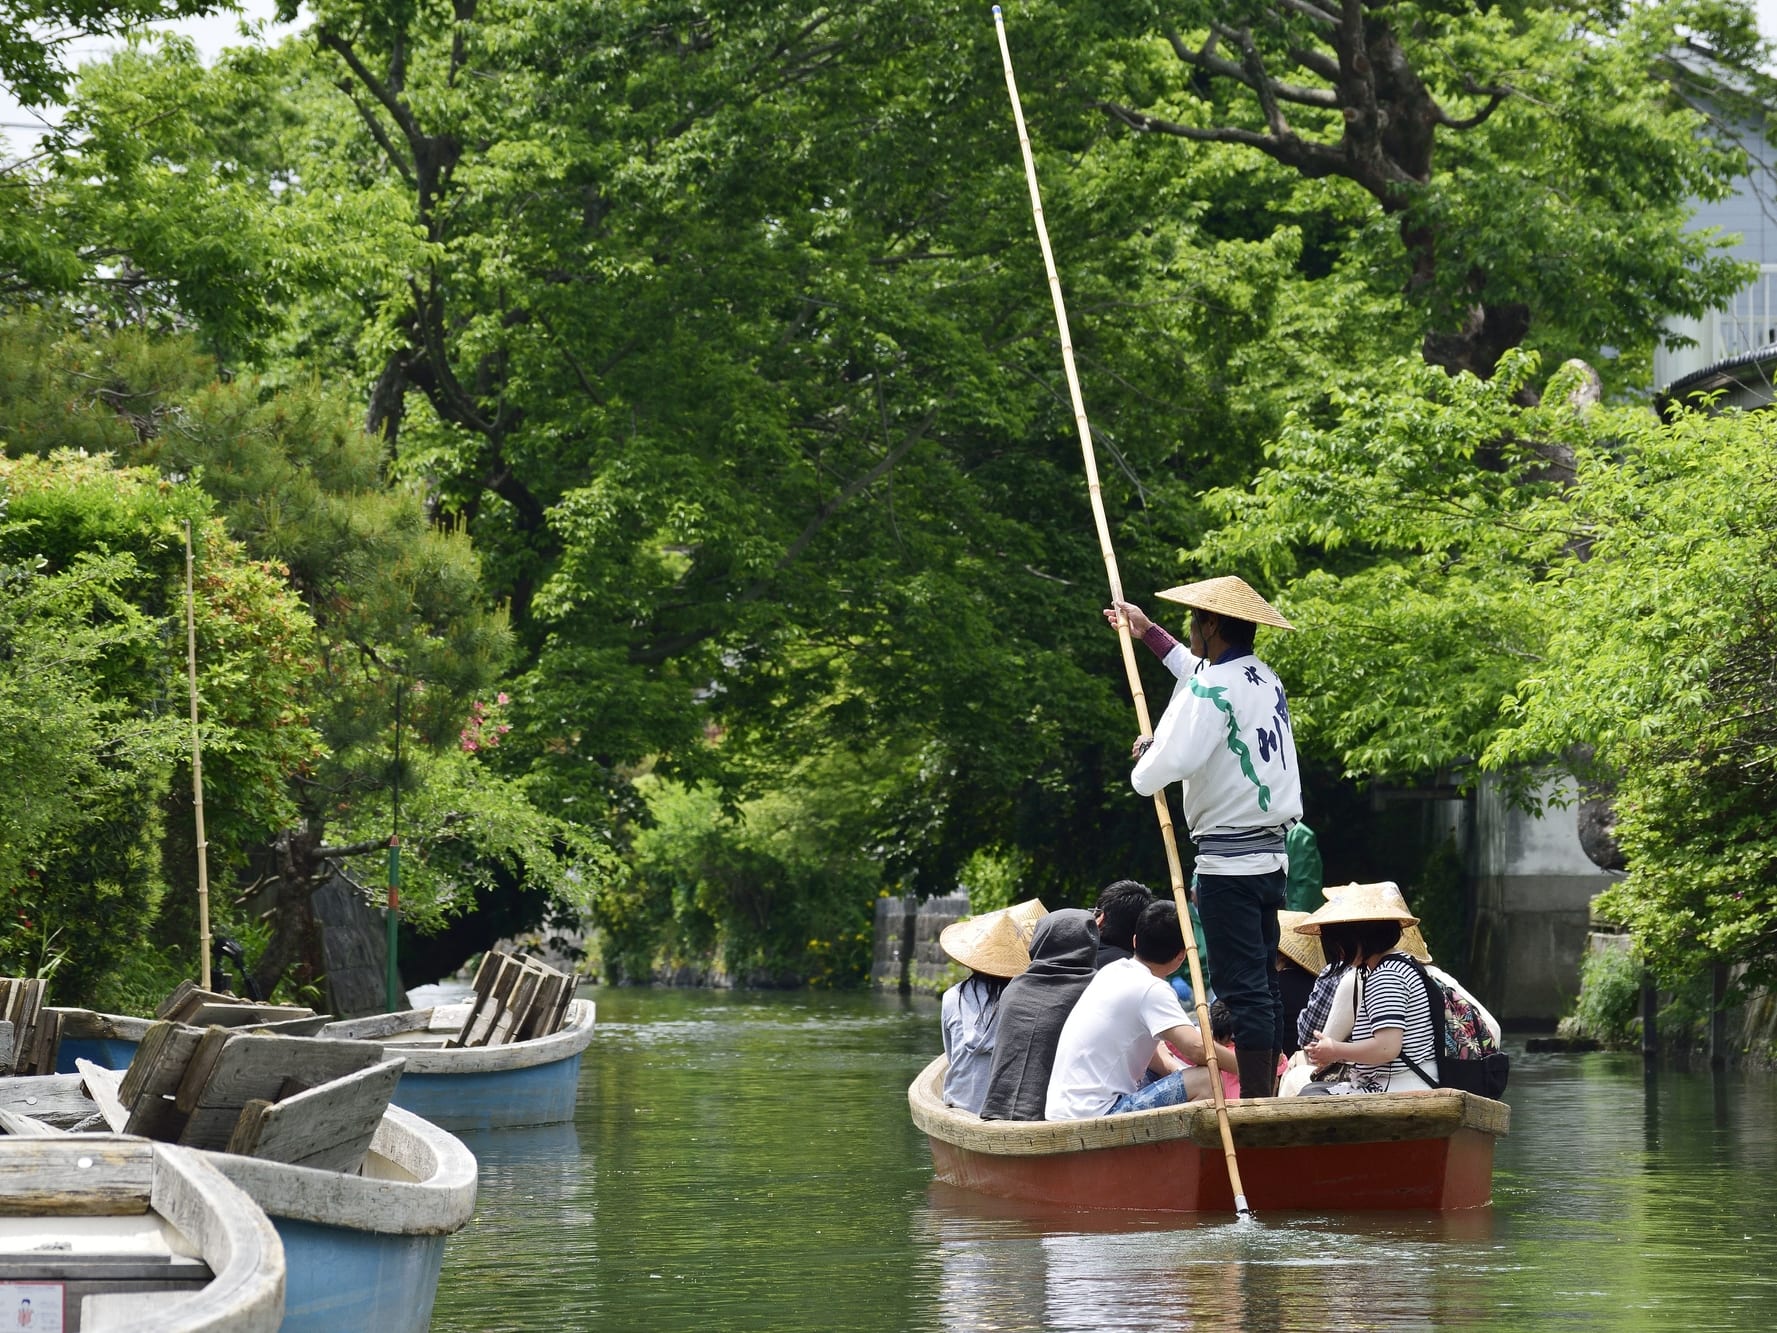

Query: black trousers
[1197,868,1287,1051]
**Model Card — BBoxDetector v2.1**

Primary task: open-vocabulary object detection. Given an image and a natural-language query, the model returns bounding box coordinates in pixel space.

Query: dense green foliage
[2,0,1775,992]
[0,450,313,999]
[0,323,605,997]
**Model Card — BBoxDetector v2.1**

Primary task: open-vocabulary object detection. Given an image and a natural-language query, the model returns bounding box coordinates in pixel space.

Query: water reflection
[431,988,1777,1332]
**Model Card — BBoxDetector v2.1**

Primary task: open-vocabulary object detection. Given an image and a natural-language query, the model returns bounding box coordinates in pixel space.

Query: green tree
[0,316,607,995]
[0,449,316,999]
[1083,0,1760,383]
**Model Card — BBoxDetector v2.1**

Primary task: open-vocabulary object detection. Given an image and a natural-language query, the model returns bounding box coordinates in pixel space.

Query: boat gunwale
[909,1055,1509,1157]
[146,1139,287,1332]
[194,1102,478,1237]
[323,998,597,1075]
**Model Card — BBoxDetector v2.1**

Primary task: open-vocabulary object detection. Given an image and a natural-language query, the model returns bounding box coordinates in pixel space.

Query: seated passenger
[978,909,1099,1121]
[938,899,1047,1114]
[1092,879,1154,969]
[1274,909,1324,1056]
[1294,883,1438,1096]
[1045,901,1237,1120]
[1314,880,1501,1045]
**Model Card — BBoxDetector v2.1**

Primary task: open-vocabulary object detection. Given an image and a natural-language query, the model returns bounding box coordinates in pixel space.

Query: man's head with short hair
[1134,899,1186,965]
[1094,879,1154,952]
[1190,608,1257,655]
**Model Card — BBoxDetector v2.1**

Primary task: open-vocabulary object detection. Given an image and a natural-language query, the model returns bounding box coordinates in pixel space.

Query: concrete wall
[872,893,969,994]
[1471,775,1621,1027]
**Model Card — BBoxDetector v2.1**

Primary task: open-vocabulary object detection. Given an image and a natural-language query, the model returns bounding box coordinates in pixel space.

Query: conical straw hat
[1316,881,1431,961]
[1154,576,1294,630]
[1275,910,1326,974]
[1297,880,1420,934]
[940,898,1048,977]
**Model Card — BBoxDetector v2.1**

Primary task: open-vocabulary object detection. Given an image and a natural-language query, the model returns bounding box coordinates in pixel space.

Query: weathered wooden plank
[460,959,512,1047]
[229,1014,334,1037]
[0,1137,154,1215]
[0,1019,14,1078]
[154,978,198,1021]
[174,1027,239,1115]
[446,951,508,1049]
[550,972,577,1037]
[176,1034,388,1150]
[486,963,544,1047]
[124,1093,191,1141]
[225,1059,404,1172]
[180,1001,319,1029]
[319,1009,432,1042]
[517,973,564,1042]
[28,1008,60,1076]
[119,1021,203,1107]
[0,1107,66,1137]
[74,1062,129,1133]
[10,980,42,1076]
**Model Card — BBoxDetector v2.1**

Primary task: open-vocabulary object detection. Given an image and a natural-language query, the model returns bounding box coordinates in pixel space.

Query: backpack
[1396,955,1510,1100]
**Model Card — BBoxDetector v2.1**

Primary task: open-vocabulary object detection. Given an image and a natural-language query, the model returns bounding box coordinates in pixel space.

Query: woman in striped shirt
[1294,885,1439,1095]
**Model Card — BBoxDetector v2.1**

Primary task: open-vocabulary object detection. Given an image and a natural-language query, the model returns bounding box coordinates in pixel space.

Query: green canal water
[430,987,1777,1331]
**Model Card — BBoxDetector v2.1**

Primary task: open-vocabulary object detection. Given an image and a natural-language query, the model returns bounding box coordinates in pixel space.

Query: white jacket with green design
[1130,645,1302,874]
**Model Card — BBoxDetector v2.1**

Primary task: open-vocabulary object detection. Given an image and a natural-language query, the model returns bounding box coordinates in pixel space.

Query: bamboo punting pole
[183,521,213,991]
[991,5,1252,1219]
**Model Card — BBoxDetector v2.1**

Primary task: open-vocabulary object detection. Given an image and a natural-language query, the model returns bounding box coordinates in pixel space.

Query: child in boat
[938,900,1046,1115]
[1044,901,1237,1120]
[1295,884,1438,1095]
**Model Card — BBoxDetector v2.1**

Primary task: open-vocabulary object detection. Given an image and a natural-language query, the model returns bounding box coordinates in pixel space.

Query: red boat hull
[911,1056,1507,1214]
[928,1123,1496,1212]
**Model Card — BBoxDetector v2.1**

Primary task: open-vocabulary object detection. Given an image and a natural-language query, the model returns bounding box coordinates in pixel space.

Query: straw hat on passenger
[1275,910,1325,974]
[1154,575,1294,631]
[1297,881,1432,962]
[940,898,1048,978]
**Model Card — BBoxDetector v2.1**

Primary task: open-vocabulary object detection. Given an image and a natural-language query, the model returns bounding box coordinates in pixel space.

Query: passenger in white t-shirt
[1046,901,1238,1120]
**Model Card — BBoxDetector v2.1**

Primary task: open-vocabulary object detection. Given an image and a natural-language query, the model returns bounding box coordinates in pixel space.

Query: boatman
[1104,576,1301,1100]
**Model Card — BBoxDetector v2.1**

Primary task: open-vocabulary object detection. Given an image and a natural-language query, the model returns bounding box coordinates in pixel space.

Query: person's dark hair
[1208,999,1235,1044]
[1133,900,1186,964]
[966,973,1009,1023]
[1095,879,1153,952]
[1319,921,1401,965]
[1215,614,1257,652]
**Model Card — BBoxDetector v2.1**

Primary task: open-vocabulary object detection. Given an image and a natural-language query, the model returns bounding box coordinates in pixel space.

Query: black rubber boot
[1235,1047,1277,1100]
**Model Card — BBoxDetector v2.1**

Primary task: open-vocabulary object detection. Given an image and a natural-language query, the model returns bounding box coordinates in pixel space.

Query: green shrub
[1563,942,1644,1044]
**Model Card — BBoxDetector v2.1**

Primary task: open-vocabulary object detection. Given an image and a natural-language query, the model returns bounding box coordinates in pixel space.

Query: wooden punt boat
[318,998,598,1131]
[909,1054,1509,1213]
[50,998,595,1132]
[2,1072,477,1333]
[0,1133,284,1332]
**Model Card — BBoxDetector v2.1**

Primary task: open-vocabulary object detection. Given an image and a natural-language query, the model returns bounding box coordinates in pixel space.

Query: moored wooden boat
[319,997,597,1131]
[194,1100,478,1333]
[0,1133,284,1332]
[4,1071,477,1333]
[909,1054,1509,1213]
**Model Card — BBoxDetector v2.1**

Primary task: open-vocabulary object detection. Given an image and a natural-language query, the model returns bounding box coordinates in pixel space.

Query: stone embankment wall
[872,893,969,994]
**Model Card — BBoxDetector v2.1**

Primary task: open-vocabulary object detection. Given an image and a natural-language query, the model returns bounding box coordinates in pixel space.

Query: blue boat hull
[274,1217,448,1333]
[56,1036,139,1072]
[390,1051,584,1131]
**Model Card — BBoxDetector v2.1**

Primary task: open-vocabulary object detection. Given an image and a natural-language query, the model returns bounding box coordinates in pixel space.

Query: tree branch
[335,79,416,186]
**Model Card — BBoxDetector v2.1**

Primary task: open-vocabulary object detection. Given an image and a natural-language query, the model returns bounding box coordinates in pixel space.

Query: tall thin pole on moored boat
[990,6,1252,1219]
[183,520,213,991]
